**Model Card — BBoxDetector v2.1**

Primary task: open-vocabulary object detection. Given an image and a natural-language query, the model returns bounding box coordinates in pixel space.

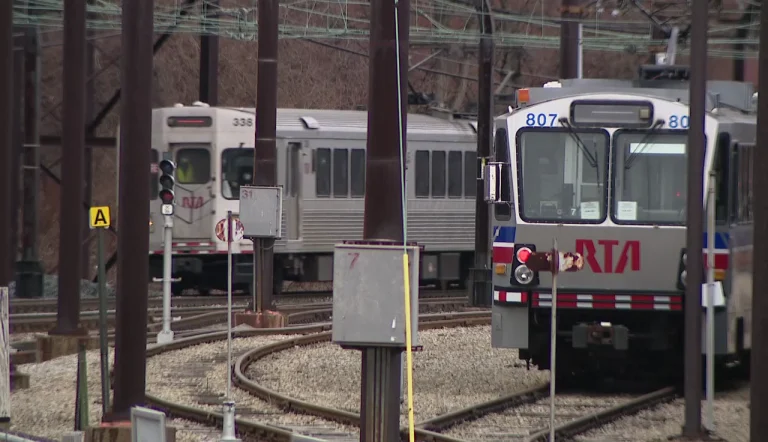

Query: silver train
[487,67,757,381]
[117,104,479,295]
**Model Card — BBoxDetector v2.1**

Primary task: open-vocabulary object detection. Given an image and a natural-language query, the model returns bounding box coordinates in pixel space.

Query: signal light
[158,159,176,215]
[516,247,532,263]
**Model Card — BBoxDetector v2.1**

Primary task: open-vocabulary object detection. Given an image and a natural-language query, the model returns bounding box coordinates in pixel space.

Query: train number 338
[525,113,558,127]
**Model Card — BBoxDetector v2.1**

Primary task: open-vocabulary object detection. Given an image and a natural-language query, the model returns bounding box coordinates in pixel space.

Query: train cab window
[448,151,463,197]
[176,147,211,185]
[333,149,349,197]
[415,151,430,197]
[221,148,254,200]
[350,149,366,197]
[736,143,754,223]
[464,151,476,198]
[150,149,159,200]
[432,151,446,197]
[316,148,331,197]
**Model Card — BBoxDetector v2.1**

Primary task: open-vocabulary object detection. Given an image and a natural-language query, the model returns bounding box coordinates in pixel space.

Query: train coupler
[572,323,629,350]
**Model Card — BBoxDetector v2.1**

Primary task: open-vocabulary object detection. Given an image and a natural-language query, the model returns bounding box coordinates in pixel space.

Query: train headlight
[514,265,534,285]
[149,216,155,233]
[680,270,687,287]
[682,253,687,266]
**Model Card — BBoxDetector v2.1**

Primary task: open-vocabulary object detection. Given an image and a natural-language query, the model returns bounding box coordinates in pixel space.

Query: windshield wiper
[623,119,666,170]
[558,118,598,168]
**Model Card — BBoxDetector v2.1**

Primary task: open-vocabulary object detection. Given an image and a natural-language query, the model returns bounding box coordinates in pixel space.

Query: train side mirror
[484,162,504,204]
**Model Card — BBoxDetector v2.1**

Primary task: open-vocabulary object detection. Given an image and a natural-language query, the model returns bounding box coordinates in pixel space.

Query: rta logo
[575,239,640,273]
[181,196,205,209]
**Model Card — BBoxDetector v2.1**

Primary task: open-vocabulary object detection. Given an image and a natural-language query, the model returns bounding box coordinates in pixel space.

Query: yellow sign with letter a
[89,206,111,229]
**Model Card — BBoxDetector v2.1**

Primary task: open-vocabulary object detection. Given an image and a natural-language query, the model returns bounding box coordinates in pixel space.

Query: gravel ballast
[247,325,550,427]
[146,335,359,440]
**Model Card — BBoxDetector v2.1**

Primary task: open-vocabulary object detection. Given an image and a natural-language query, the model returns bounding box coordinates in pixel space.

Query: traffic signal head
[158,158,176,208]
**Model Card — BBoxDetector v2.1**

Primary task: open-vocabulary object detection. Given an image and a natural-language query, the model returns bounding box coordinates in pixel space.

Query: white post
[705,172,716,431]
[549,238,558,442]
[157,215,174,344]
[577,24,583,79]
[0,286,9,426]
[221,211,240,442]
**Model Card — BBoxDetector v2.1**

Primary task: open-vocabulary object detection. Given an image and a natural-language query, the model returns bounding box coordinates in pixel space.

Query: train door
[285,141,302,240]
[170,142,214,240]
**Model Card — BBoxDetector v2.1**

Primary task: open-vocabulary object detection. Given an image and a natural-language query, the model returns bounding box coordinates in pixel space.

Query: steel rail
[526,386,679,442]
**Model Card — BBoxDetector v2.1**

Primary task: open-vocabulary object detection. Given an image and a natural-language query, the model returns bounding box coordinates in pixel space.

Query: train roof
[154,105,478,136]
[510,78,757,115]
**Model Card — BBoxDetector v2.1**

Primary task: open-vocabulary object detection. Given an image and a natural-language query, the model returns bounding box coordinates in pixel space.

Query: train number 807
[525,113,558,127]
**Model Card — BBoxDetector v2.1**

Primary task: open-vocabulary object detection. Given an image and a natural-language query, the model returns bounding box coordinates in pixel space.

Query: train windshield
[221,148,254,200]
[612,131,688,224]
[517,129,609,222]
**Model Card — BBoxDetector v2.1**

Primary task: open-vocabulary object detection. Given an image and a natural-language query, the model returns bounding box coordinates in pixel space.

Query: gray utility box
[332,243,420,348]
[239,185,283,239]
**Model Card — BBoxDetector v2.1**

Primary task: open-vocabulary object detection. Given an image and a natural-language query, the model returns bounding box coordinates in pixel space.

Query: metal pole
[53,0,87,335]
[549,238,558,442]
[199,0,219,105]
[359,0,409,438]
[10,31,22,280]
[683,0,706,434]
[471,0,493,307]
[751,0,768,438]
[19,22,43,298]
[110,0,154,421]
[97,228,110,416]
[221,210,239,442]
[82,0,96,282]
[157,215,174,344]
[0,0,12,402]
[0,287,10,427]
[253,0,279,311]
[705,172,715,431]
[576,24,583,79]
[226,211,233,400]
[559,0,579,79]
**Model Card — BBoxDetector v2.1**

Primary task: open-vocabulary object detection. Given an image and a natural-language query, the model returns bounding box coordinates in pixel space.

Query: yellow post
[402,253,415,442]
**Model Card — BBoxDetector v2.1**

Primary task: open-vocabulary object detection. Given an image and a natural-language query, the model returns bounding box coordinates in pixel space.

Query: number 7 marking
[349,252,360,269]
[548,114,558,126]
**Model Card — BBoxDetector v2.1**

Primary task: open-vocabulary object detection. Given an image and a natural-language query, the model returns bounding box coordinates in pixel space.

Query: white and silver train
[487,67,758,381]
[117,104,479,295]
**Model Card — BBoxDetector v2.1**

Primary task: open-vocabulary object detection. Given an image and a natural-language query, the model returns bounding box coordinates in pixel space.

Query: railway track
[9,287,464,315]
[138,311,488,441]
[9,292,467,334]
[229,319,679,441]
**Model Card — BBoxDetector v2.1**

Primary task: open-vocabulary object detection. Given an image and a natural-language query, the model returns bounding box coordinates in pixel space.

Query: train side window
[415,151,430,197]
[316,148,331,197]
[150,149,159,200]
[286,142,301,197]
[494,128,512,220]
[447,151,463,197]
[464,151,476,198]
[713,133,730,222]
[432,151,446,197]
[333,148,349,197]
[350,149,366,197]
[728,145,739,223]
[176,148,211,185]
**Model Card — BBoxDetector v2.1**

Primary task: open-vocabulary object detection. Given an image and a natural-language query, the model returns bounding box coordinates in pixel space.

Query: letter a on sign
[89,206,111,229]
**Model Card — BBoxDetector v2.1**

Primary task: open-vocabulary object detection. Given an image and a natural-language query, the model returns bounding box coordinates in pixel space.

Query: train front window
[516,129,609,223]
[221,148,254,200]
[611,131,689,224]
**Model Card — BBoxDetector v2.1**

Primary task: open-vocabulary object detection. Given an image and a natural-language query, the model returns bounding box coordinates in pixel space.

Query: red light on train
[516,247,532,263]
